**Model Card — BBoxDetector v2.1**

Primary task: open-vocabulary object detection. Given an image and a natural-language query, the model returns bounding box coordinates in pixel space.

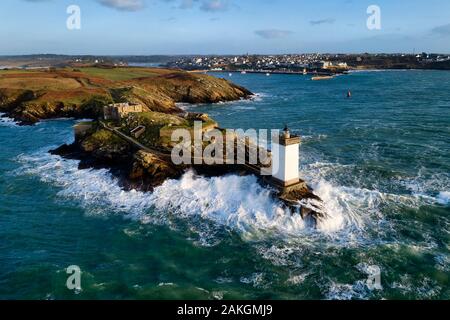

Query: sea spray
[437,191,450,205]
[16,150,357,242]
[176,93,268,113]
[16,152,155,217]
[0,112,18,127]
[396,170,450,205]
[16,146,446,251]
[148,170,309,239]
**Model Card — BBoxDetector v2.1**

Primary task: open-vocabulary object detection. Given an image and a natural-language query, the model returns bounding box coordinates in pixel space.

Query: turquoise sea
[0,70,449,299]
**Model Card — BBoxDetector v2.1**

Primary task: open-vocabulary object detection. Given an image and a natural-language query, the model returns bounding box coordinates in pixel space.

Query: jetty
[312,75,335,81]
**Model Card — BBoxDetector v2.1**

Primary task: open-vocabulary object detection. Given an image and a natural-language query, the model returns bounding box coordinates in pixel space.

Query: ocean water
[0,70,449,300]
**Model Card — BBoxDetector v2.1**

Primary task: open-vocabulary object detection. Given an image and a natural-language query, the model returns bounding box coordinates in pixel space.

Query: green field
[80,67,162,81]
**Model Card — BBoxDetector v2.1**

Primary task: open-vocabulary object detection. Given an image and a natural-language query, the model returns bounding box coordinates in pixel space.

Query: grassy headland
[0,66,252,124]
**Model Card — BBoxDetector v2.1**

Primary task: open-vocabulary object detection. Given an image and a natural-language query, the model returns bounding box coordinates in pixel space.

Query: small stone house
[130,125,146,139]
[103,103,144,121]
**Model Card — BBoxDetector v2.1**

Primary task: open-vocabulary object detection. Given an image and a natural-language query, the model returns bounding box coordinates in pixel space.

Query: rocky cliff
[51,124,184,192]
[0,67,252,124]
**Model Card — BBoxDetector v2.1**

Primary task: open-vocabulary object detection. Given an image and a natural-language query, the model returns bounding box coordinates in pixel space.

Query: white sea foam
[176,93,268,111]
[158,282,175,287]
[147,170,310,238]
[434,254,450,272]
[175,102,191,111]
[301,134,328,142]
[302,162,382,234]
[15,149,357,245]
[286,273,310,285]
[15,144,449,299]
[146,159,381,237]
[75,118,94,123]
[437,191,450,205]
[303,160,450,224]
[239,273,267,288]
[391,275,442,299]
[18,145,443,251]
[216,92,269,105]
[18,142,447,259]
[325,280,370,300]
[0,112,19,126]
[396,170,450,206]
[248,92,269,102]
[16,152,155,217]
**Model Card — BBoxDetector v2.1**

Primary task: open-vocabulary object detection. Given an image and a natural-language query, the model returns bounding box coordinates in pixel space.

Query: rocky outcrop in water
[129,150,184,191]
[51,117,324,225]
[51,125,183,192]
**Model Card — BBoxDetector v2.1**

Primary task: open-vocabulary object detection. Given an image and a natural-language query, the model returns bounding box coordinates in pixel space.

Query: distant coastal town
[167,53,349,74]
[165,53,450,74]
[1,53,450,73]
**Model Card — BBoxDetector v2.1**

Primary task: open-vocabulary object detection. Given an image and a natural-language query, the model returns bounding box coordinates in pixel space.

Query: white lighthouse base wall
[271,143,300,184]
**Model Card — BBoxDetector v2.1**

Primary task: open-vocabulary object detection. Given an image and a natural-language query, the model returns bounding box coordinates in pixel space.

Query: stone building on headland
[183,112,209,122]
[103,103,144,121]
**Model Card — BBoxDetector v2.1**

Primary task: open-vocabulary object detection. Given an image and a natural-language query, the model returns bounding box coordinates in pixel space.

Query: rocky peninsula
[51,111,324,225]
[0,66,323,224]
[0,66,252,124]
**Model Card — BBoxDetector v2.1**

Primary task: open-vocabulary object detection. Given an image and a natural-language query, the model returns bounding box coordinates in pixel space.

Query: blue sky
[1,0,449,55]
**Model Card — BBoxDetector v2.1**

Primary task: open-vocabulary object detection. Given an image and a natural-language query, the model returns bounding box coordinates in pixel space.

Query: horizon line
[1,51,449,57]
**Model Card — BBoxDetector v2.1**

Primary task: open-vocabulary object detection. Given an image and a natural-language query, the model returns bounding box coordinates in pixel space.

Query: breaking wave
[15,149,363,242]
[16,146,447,246]
[176,93,269,111]
[14,144,448,299]
[437,191,450,205]
[16,151,155,217]
[148,170,308,238]
[394,170,450,206]
[14,119,449,262]
[0,113,18,127]
[301,134,328,142]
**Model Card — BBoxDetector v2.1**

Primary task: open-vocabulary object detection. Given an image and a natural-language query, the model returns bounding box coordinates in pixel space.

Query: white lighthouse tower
[271,126,301,187]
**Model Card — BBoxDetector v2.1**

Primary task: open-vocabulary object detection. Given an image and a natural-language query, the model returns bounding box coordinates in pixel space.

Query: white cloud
[179,0,197,9]
[97,0,144,11]
[310,18,336,25]
[431,24,450,37]
[255,29,293,39]
[200,0,229,12]
[162,0,229,12]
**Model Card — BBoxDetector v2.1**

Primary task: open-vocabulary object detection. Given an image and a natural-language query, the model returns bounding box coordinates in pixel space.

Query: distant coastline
[2,53,450,74]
